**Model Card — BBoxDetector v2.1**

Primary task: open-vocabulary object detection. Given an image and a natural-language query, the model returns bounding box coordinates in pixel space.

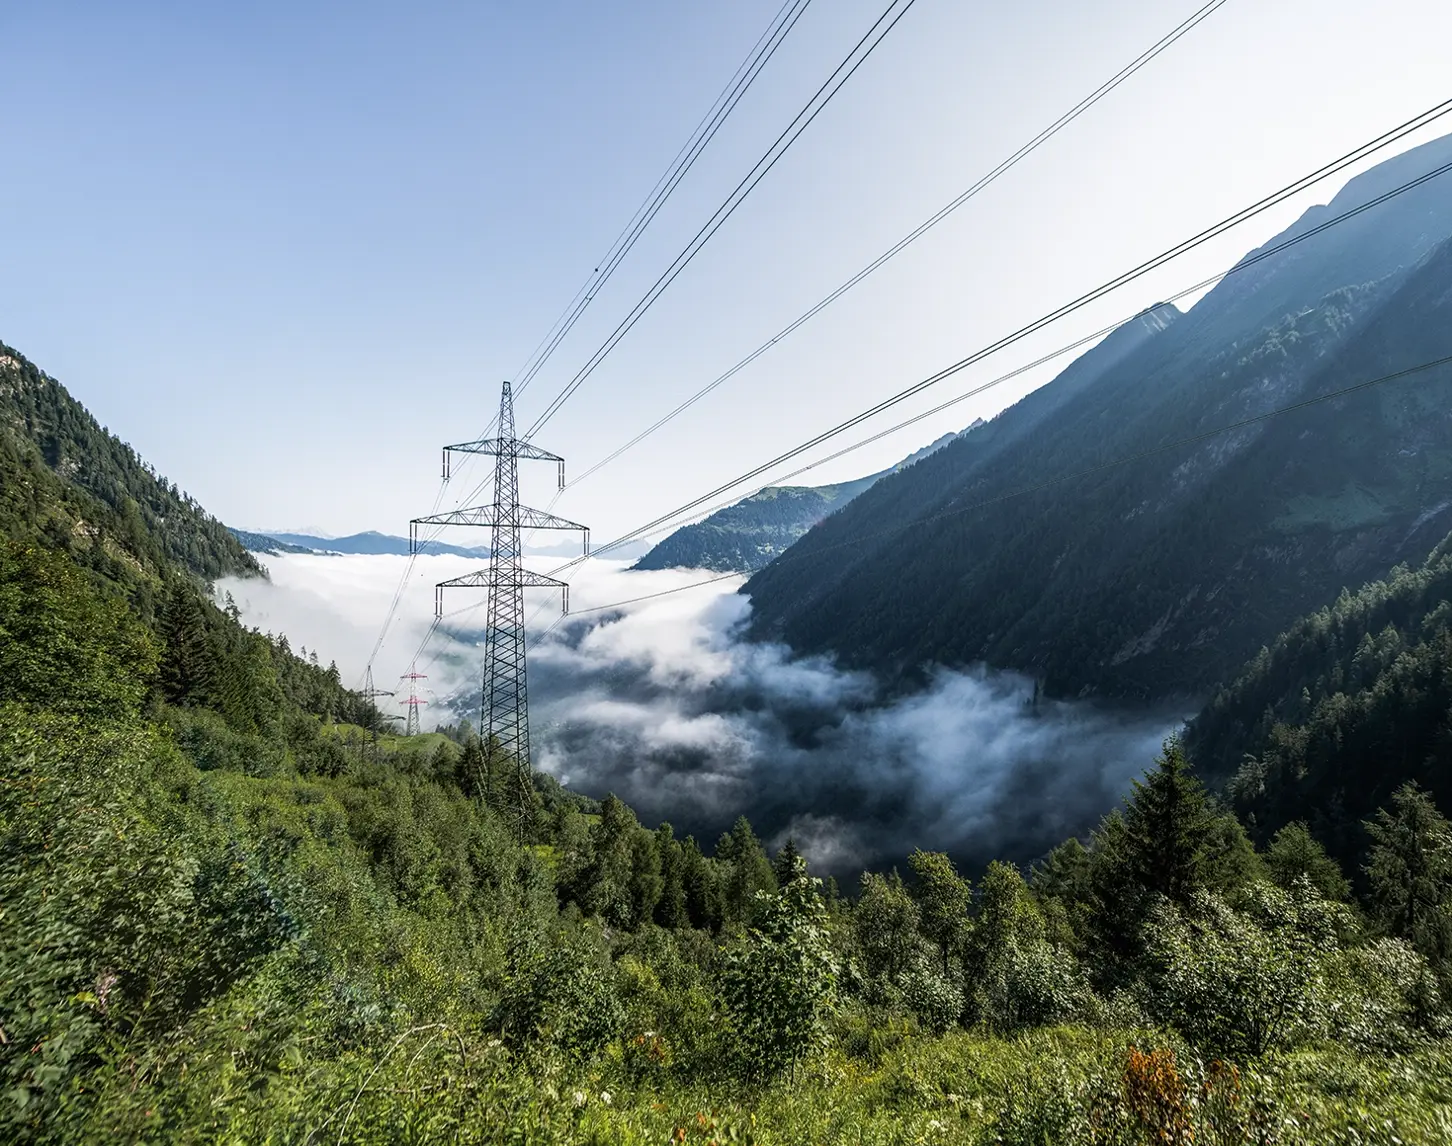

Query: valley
[7,4,1452,1142]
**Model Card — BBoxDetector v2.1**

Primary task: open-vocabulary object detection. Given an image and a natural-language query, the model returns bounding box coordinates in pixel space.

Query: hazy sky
[5,0,1452,543]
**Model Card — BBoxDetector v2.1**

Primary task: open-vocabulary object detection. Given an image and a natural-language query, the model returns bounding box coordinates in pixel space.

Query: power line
[397,99,1452,679]
[523,0,923,440]
[557,352,1452,618]
[564,0,1232,491]
[432,0,1226,550]
[371,0,815,673]
[512,0,816,400]
[552,100,1452,564]
[401,0,816,567]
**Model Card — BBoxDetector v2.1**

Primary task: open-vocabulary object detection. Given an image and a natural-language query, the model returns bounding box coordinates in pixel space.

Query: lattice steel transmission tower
[401,666,428,737]
[411,381,588,820]
[359,665,396,761]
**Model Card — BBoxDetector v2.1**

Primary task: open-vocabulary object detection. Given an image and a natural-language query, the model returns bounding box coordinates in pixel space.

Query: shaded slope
[1185,530,1452,867]
[633,429,971,574]
[745,135,1452,700]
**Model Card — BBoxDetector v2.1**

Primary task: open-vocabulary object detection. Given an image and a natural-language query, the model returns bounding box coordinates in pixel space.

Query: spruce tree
[718,816,777,925]
[681,835,724,932]
[1121,740,1216,906]
[654,823,689,929]
[1365,782,1452,982]
[772,838,803,887]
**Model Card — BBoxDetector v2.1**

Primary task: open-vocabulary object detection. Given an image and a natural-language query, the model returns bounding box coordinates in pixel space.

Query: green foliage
[964,862,1094,1032]
[495,925,625,1061]
[720,859,839,1080]
[10,327,1452,1137]
[854,871,922,985]
[1266,821,1353,901]
[1143,881,1349,1058]
[0,541,158,717]
[1365,782,1452,989]
[907,849,972,973]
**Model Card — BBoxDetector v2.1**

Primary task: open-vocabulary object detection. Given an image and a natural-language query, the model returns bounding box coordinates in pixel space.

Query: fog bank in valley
[224,554,1181,876]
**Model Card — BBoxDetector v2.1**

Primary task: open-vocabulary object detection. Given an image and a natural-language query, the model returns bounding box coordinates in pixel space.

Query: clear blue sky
[5,0,1452,541]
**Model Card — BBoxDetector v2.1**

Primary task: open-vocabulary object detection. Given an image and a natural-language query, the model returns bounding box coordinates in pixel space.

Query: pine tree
[654,823,689,929]
[772,838,803,887]
[1122,740,1217,907]
[1365,782,1452,982]
[717,816,777,925]
[681,836,723,932]
[159,582,214,706]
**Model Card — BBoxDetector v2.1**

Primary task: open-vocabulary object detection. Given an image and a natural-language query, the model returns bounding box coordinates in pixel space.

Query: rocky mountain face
[743,133,1452,701]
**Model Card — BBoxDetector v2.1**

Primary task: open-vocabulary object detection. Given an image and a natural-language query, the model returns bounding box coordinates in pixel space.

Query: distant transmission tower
[360,665,395,760]
[411,381,588,821]
[401,666,428,737]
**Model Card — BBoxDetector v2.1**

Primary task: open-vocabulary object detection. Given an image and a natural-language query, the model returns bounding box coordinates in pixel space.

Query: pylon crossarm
[445,438,562,463]
[438,568,568,590]
[435,567,568,618]
[443,439,566,485]
[412,504,586,532]
[410,506,588,553]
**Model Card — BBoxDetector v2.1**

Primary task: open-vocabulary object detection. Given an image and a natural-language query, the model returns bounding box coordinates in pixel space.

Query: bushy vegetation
[6,532,1452,1142]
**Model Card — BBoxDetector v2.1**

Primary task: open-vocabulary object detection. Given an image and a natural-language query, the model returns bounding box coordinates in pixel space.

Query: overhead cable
[564,0,1232,490]
[523,0,923,440]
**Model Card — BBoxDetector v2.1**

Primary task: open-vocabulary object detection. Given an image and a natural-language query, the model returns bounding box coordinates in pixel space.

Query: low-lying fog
[221,553,1181,876]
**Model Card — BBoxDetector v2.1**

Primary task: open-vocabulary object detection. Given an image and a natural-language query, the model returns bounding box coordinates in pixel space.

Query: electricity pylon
[360,665,395,760]
[410,381,588,822]
[401,666,428,737]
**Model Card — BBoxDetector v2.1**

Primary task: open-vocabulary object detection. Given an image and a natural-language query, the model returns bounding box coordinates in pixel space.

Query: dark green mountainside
[634,428,975,573]
[0,342,261,596]
[1186,531,1452,865]
[745,133,1452,701]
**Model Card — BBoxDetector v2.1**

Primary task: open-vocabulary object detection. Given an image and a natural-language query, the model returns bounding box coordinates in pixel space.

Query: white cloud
[226,552,1181,875]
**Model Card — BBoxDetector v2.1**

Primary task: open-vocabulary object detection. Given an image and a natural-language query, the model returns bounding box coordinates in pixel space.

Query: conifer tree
[654,823,689,929]
[680,835,723,931]
[772,838,803,887]
[1122,740,1217,907]
[717,816,777,924]
[1366,782,1452,982]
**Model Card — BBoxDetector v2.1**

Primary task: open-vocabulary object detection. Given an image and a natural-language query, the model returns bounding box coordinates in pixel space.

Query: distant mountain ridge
[245,530,492,558]
[744,131,1452,702]
[633,423,982,573]
[232,528,651,562]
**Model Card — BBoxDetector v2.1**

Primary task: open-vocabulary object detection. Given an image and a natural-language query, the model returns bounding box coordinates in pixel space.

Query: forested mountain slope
[745,133,1452,701]
[8,339,1452,1138]
[633,427,975,574]
[0,341,260,589]
[1186,530,1452,865]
